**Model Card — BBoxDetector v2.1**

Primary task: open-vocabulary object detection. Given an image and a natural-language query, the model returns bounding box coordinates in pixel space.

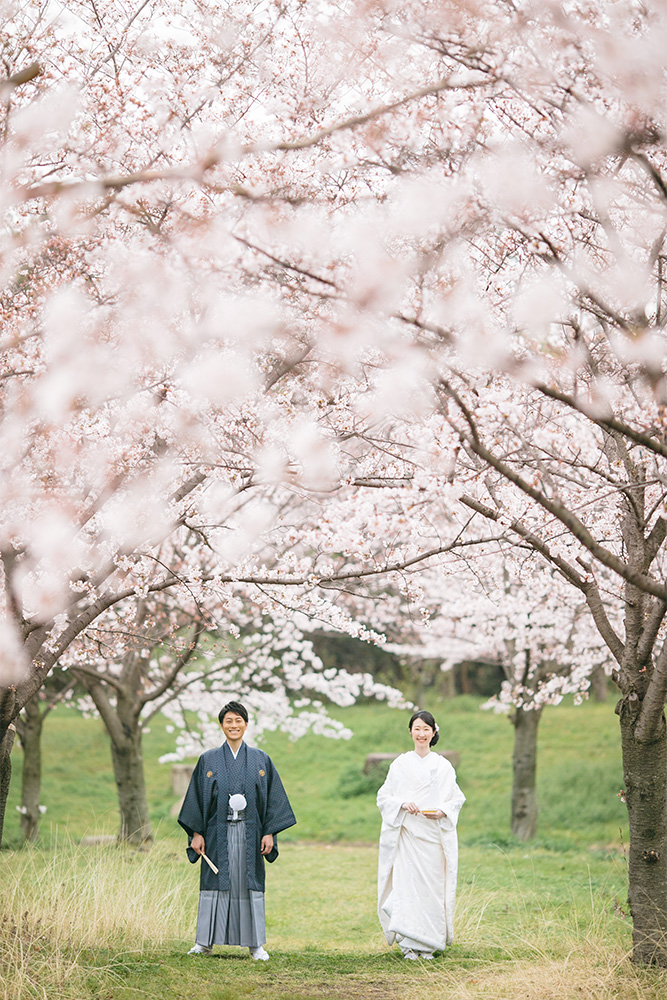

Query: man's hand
[260,834,274,855]
[191,832,205,855]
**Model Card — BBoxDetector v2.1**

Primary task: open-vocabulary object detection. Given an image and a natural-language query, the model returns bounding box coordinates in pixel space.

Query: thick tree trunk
[18,695,44,843]
[590,665,608,703]
[619,699,667,965]
[109,729,153,846]
[0,723,16,846]
[510,705,542,841]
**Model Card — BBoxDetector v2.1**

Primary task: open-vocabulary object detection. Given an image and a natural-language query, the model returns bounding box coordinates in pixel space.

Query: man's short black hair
[218,700,249,724]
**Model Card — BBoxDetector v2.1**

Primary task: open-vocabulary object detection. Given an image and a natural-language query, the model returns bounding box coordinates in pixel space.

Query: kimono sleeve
[376,759,406,828]
[436,758,466,833]
[262,756,297,840]
[177,757,205,864]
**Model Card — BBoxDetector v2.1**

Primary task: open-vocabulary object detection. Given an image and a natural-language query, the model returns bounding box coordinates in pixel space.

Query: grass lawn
[2,837,659,1000]
[2,694,657,1000]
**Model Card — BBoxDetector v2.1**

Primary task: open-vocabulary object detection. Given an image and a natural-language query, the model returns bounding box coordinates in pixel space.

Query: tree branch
[140,621,205,707]
[459,424,667,602]
[535,382,667,461]
[635,640,667,742]
[0,62,40,92]
[458,493,625,663]
[637,599,667,667]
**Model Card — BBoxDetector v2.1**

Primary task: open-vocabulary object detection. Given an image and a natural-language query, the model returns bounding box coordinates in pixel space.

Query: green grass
[3,695,628,849]
[1,694,644,1000]
[0,838,651,1000]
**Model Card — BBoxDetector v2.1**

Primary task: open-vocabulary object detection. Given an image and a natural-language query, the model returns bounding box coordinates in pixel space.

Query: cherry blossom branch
[459,493,625,663]
[19,75,488,202]
[0,62,40,93]
[459,424,667,602]
[69,663,126,696]
[140,619,205,708]
[534,383,667,461]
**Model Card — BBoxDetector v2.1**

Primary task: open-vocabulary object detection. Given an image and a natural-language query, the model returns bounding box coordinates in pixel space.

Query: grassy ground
[2,838,662,1000]
[2,694,654,1000]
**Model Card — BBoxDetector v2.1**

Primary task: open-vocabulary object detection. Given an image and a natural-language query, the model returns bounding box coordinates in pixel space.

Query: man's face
[221,711,248,743]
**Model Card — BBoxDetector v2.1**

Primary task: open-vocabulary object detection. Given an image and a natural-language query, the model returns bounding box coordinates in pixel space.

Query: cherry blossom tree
[304,0,667,963]
[441,566,612,841]
[5,0,667,966]
[14,672,75,842]
[67,593,208,845]
[347,550,613,840]
[64,582,408,844]
[0,0,454,842]
[479,583,612,843]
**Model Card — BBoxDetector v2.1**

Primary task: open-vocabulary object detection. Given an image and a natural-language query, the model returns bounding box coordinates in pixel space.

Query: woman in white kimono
[377,710,465,960]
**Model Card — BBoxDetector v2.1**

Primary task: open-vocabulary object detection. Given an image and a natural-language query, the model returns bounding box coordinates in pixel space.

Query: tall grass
[414,847,667,1000]
[424,881,667,1000]
[1,840,652,1000]
[0,839,195,1000]
[2,839,193,949]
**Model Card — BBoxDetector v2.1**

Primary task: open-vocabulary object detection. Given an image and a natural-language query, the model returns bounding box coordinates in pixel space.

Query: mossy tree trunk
[109,724,152,845]
[611,462,667,964]
[80,676,154,846]
[0,685,19,846]
[0,724,16,846]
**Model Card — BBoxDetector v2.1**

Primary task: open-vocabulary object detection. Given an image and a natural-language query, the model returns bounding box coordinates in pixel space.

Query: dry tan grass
[414,878,667,1000]
[2,841,667,1000]
[2,839,193,948]
[0,839,194,1000]
[419,952,667,1000]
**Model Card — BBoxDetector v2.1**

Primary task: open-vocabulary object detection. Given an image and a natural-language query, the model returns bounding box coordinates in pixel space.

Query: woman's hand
[260,834,274,855]
[401,802,421,815]
[191,832,205,855]
[424,809,445,820]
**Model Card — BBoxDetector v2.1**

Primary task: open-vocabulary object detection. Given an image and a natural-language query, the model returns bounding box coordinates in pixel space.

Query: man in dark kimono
[178,700,296,960]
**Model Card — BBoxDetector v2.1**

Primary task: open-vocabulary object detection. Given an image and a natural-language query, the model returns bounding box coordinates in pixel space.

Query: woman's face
[410,718,434,751]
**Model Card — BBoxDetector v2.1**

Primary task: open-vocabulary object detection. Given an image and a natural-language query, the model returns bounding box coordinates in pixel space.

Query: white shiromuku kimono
[377,750,465,954]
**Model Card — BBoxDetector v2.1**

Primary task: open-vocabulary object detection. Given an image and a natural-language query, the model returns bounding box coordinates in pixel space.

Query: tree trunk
[590,665,608,703]
[109,728,153,846]
[440,666,456,699]
[0,723,16,846]
[18,695,44,842]
[510,705,542,841]
[619,698,667,964]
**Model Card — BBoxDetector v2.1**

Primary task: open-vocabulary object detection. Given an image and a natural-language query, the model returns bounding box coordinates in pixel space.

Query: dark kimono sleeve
[177,757,205,865]
[262,756,296,863]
